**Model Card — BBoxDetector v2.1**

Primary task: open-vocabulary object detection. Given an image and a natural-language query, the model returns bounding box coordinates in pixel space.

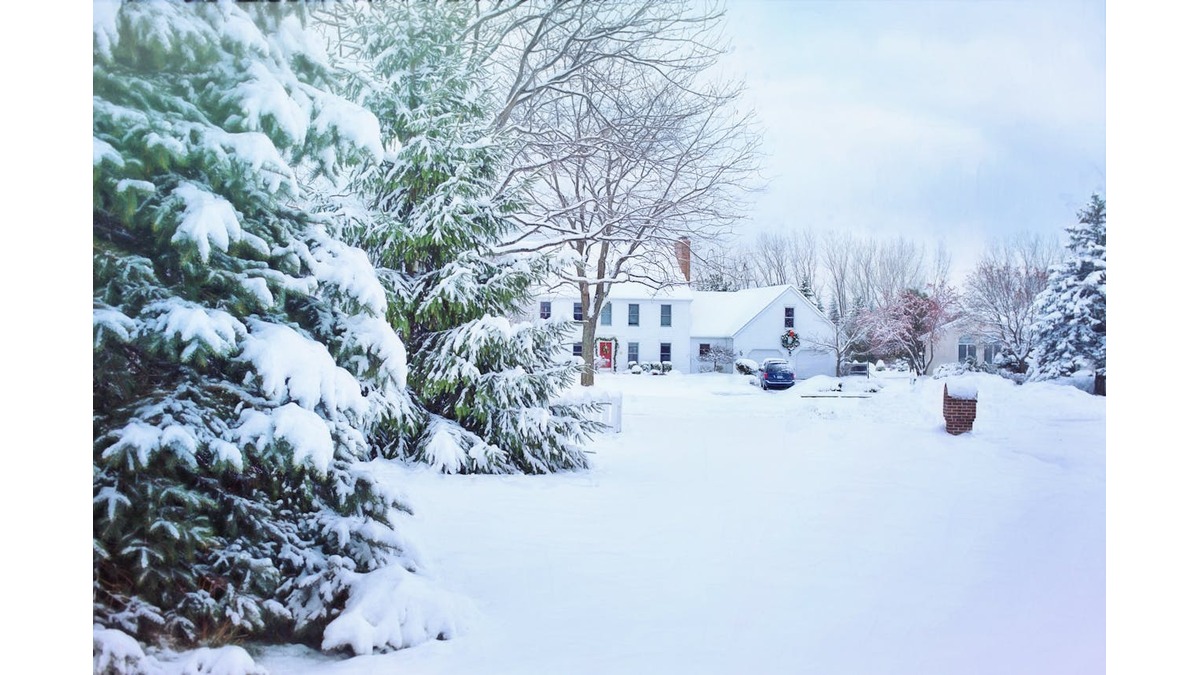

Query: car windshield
[764,363,793,374]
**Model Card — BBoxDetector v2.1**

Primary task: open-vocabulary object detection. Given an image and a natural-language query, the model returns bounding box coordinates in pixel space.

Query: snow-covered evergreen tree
[1030,194,1107,391]
[325,3,598,474]
[94,1,459,657]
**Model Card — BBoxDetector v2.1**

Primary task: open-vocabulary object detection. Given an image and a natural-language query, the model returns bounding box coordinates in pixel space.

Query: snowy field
[256,371,1105,674]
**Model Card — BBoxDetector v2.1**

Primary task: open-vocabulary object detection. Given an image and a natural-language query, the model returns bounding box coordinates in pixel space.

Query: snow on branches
[866,283,960,376]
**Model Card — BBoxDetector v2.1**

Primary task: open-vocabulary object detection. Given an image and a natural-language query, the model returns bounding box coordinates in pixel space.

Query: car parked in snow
[756,359,795,390]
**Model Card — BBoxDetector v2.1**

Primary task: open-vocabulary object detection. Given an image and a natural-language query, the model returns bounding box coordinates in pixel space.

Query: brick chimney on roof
[674,236,692,283]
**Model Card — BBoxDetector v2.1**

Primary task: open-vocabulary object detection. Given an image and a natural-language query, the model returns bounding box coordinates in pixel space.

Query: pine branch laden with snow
[93,1,456,658]
[327,3,599,475]
[1030,194,1106,382]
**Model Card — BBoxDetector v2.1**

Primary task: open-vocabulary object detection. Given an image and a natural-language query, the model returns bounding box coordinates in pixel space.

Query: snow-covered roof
[691,285,800,337]
[534,279,693,301]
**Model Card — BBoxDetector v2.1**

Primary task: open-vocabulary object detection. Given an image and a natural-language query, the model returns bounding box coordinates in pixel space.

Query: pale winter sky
[710,0,1106,279]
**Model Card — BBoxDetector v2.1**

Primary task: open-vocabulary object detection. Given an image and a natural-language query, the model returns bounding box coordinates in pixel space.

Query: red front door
[598,340,613,370]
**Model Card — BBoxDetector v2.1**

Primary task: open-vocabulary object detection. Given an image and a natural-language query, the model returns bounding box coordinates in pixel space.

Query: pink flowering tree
[866,283,960,376]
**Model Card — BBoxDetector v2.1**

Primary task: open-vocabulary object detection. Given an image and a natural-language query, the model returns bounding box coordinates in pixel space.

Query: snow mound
[178,646,267,675]
[321,564,477,656]
[945,378,979,400]
[793,375,843,394]
[94,625,160,675]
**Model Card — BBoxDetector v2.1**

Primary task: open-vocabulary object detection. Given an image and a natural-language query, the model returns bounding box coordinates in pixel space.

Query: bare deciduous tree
[471,0,760,385]
[962,233,1058,372]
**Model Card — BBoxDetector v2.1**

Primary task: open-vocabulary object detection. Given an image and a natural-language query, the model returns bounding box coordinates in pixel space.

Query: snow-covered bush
[662,361,673,373]
[933,358,994,379]
[94,625,160,675]
[93,1,458,656]
[627,361,639,370]
[735,358,758,375]
[630,365,643,374]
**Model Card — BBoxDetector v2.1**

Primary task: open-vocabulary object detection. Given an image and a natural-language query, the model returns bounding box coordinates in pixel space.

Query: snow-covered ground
[256,371,1104,674]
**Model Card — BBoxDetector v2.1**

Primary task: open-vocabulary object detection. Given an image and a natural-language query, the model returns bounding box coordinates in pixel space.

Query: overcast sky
[710,0,1106,279]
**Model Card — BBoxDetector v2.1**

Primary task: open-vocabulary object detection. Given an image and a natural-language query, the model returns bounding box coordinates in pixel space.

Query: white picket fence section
[555,388,623,433]
[590,390,622,433]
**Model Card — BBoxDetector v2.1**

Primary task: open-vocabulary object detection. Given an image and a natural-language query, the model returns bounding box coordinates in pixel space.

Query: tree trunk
[1093,373,1106,396]
[580,318,596,386]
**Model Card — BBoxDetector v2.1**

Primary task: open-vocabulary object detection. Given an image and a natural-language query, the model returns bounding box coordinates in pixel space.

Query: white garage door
[746,349,785,365]
[792,348,835,378]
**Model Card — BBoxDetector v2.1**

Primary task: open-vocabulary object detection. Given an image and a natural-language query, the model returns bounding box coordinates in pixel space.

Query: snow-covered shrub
[630,365,643,374]
[662,361,673,373]
[178,646,268,675]
[94,626,161,675]
[640,361,653,371]
[627,361,639,370]
[93,1,457,656]
[321,564,477,656]
[933,358,994,379]
[330,3,599,474]
[735,358,758,375]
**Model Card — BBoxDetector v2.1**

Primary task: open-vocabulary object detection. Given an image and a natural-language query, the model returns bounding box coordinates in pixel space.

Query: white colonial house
[527,281,695,372]
[689,285,837,378]
[525,238,837,378]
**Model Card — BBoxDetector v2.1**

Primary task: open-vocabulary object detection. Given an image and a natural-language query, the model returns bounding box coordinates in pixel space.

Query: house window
[660,342,671,363]
[573,302,583,322]
[958,337,976,363]
[628,303,640,326]
[784,306,795,328]
[699,343,711,357]
[982,342,1000,365]
[539,301,551,320]
[628,342,639,365]
[600,302,612,326]
[661,304,672,327]
[572,342,583,357]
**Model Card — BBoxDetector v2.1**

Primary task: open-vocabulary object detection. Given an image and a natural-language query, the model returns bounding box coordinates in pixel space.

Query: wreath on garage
[780,329,800,355]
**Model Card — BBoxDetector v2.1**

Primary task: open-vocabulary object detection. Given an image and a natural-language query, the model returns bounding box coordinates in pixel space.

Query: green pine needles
[94,1,425,650]
[329,3,600,475]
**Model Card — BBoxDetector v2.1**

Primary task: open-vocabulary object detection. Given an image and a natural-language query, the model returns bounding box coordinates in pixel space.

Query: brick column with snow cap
[943,381,978,435]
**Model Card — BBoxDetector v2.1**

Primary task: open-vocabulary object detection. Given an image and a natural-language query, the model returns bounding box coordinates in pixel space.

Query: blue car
[757,359,795,390]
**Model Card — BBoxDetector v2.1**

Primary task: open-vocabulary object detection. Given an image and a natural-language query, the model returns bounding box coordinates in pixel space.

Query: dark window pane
[539,301,551,319]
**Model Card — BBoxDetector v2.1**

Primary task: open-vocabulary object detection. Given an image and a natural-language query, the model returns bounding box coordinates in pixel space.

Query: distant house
[928,319,1003,371]
[690,285,836,378]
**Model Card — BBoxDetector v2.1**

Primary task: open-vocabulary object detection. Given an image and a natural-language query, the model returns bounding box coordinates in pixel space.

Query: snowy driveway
[261,373,1105,675]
